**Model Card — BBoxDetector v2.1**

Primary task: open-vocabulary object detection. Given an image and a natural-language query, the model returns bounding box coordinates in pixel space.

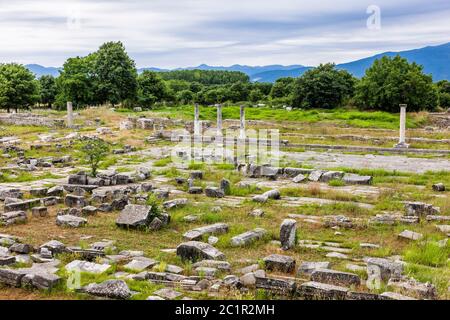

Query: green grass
[141,105,429,130]
[0,170,63,183]
[404,241,449,267]
[153,157,172,167]
[328,179,346,187]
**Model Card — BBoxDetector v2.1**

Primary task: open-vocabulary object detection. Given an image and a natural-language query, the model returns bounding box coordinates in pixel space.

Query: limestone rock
[205,187,225,198]
[231,228,266,246]
[280,219,296,250]
[298,281,349,300]
[116,204,153,228]
[183,223,229,241]
[56,215,87,228]
[263,254,296,273]
[84,280,132,299]
[65,260,111,274]
[311,269,361,287]
[297,261,331,276]
[176,241,225,262]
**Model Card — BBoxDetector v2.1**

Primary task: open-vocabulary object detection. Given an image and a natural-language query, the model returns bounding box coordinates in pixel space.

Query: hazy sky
[0,0,449,68]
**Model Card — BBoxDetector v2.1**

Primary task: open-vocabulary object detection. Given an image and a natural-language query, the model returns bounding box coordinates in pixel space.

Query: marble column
[216,104,223,136]
[239,105,246,139]
[67,102,74,128]
[395,104,409,148]
[194,103,200,136]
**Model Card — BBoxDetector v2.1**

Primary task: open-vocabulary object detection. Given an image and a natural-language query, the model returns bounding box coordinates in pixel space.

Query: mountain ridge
[25,42,450,82]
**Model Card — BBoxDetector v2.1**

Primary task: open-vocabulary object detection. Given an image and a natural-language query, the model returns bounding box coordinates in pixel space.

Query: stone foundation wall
[0,113,65,128]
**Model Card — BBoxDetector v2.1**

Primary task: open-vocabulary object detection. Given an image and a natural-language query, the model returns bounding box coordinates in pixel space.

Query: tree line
[0,41,449,113]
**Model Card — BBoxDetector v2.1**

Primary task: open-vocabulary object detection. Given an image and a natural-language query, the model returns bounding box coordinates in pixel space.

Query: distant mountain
[25,42,450,82]
[137,67,169,73]
[336,42,450,80]
[251,42,450,82]
[25,64,61,78]
[250,66,312,82]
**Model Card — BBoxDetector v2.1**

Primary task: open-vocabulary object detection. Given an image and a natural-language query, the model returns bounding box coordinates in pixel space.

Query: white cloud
[0,0,448,67]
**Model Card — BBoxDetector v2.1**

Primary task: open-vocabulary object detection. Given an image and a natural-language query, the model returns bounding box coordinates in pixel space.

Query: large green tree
[355,56,438,112]
[39,75,58,108]
[56,55,95,108]
[137,71,168,107]
[292,63,355,109]
[270,77,295,99]
[0,63,39,112]
[436,80,450,109]
[93,41,138,106]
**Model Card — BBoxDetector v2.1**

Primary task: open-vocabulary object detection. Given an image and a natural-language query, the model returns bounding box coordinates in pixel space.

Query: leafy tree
[160,70,249,85]
[176,90,195,104]
[0,63,39,113]
[249,88,264,103]
[166,79,190,93]
[93,41,138,106]
[229,82,250,102]
[251,82,272,96]
[355,56,438,112]
[39,75,58,108]
[292,63,355,109]
[56,55,95,109]
[137,71,168,107]
[270,77,295,99]
[436,80,450,109]
[189,82,204,93]
[79,137,110,177]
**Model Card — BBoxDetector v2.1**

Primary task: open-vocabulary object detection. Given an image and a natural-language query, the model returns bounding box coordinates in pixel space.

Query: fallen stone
[380,291,417,300]
[249,209,264,217]
[311,269,360,287]
[176,241,225,262]
[280,219,296,250]
[205,187,225,198]
[292,174,307,183]
[31,207,48,218]
[154,288,182,300]
[308,170,323,182]
[64,195,87,208]
[0,211,27,226]
[432,183,446,192]
[263,254,296,273]
[231,228,267,246]
[0,256,16,266]
[84,280,132,299]
[47,186,64,197]
[320,171,344,182]
[65,260,111,274]
[398,230,423,241]
[192,260,231,272]
[298,281,348,300]
[56,215,87,228]
[255,277,296,295]
[163,198,188,210]
[342,173,372,185]
[183,223,229,241]
[404,202,440,217]
[366,257,403,282]
[388,278,437,300]
[116,204,153,229]
[4,199,40,212]
[297,262,331,276]
[9,243,33,254]
[124,257,158,271]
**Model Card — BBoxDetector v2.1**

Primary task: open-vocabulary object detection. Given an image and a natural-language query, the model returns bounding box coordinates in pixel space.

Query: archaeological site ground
[0,105,449,302]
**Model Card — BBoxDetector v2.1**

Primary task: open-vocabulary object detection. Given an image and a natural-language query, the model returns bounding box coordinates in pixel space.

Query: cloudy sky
[0,0,449,68]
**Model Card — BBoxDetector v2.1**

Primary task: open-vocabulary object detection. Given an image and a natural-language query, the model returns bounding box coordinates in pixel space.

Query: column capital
[399,104,407,109]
